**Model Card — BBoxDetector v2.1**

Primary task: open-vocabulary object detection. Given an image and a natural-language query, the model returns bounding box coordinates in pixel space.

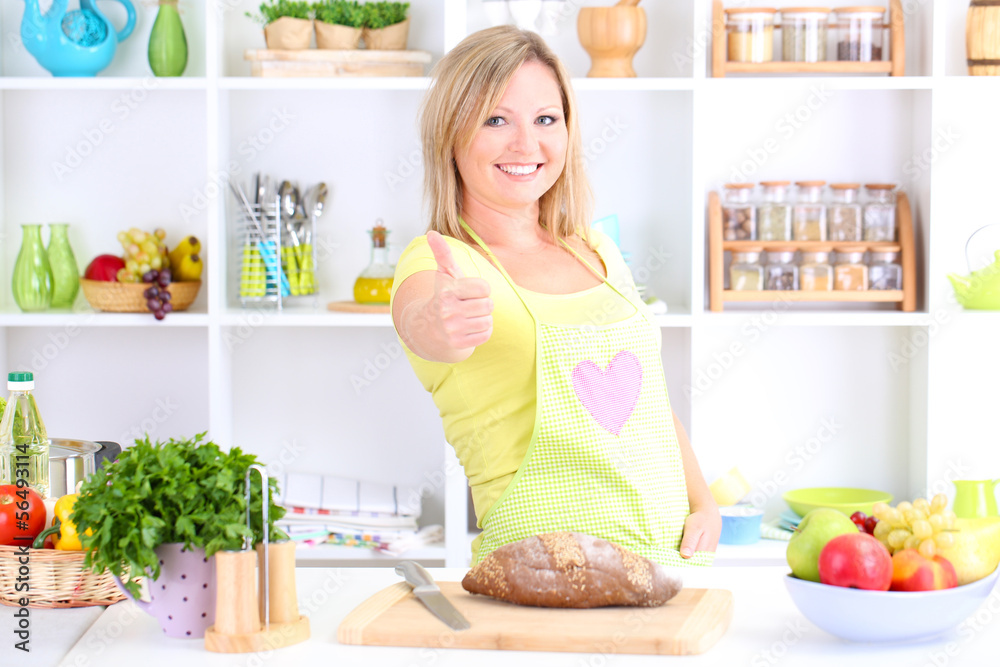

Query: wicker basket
[0,545,125,608]
[80,279,201,313]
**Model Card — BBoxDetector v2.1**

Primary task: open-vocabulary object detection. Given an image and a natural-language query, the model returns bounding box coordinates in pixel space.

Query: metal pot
[49,439,121,497]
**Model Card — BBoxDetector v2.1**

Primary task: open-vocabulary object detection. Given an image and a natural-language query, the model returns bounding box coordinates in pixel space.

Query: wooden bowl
[577,7,647,77]
[80,279,201,313]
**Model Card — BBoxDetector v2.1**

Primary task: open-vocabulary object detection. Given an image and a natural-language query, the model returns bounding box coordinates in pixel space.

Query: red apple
[818,532,893,590]
[890,549,958,591]
[84,255,125,281]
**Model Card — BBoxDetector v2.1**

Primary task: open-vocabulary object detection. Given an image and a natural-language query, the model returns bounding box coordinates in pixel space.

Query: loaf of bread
[461,532,683,608]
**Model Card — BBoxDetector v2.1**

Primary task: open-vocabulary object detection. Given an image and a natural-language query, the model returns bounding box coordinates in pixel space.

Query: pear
[936,517,1000,586]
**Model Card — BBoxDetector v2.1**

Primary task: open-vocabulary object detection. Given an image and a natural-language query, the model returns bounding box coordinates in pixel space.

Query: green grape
[911,519,932,539]
[888,529,911,549]
[931,494,948,513]
[918,538,936,559]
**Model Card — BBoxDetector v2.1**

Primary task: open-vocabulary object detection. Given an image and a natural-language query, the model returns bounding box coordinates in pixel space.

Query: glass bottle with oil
[0,372,50,498]
[354,222,394,305]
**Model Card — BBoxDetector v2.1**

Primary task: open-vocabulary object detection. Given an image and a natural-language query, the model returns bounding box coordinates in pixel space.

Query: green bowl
[783,487,893,518]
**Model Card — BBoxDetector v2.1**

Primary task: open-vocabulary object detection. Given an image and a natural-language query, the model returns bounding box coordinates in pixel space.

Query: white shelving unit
[0,1,995,568]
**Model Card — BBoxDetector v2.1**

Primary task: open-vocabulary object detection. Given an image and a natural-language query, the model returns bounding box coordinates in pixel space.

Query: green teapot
[947,226,1000,310]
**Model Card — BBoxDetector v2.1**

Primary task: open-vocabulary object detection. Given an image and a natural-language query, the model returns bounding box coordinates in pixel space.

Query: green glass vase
[12,225,53,312]
[148,0,188,77]
[46,223,80,309]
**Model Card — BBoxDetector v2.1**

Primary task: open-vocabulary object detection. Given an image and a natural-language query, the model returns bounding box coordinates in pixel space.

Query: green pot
[148,1,188,77]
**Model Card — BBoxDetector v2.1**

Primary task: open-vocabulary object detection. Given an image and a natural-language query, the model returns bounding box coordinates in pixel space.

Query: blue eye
[486,116,505,127]
[537,116,555,125]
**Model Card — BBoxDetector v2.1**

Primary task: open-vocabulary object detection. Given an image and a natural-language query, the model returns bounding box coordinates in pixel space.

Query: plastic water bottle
[0,372,50,497]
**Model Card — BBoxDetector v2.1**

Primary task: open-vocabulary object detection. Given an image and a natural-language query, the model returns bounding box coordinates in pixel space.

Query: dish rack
[234,202,317,309]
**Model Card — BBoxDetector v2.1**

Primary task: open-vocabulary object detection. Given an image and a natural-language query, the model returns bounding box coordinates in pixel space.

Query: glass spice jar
[799,250,833,291]
[781,7,830,62]
[765,248,799,290]
[725,8,777,63]
[863,183,897,241]
[834,246,869,290]
[758,180,793,241]
[793,180,827,241]
[834,6,885,62]
[869,246,902,290]
[828,183,863,242]
[722,183,757,240]
[730,248,764,291]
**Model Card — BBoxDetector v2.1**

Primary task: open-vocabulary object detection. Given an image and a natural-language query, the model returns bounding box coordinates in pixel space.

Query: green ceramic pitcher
[952,479,999,519]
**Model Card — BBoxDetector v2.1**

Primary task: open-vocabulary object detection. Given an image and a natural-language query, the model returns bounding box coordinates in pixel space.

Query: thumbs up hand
[423,231,493,353]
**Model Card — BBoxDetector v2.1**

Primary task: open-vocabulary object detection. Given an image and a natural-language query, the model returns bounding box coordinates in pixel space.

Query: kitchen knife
[395,561,470,631]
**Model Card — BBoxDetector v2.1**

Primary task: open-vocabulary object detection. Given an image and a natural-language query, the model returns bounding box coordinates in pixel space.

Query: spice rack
[707,191,917,312]
[710,0,906,77]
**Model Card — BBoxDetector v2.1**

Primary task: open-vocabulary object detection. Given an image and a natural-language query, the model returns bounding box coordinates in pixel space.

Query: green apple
[787,508,859,582]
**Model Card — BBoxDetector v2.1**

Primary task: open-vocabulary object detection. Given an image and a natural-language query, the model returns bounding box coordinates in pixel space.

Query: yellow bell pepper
[32,494,86,550]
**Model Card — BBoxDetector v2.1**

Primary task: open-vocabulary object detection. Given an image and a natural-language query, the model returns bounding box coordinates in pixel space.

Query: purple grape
[162,302,173,313]
[154,310,166,320]
[147,298,163,311]
[143,270,158,283]
[158,270,172,286]
[160,291,172,302]
[143,287,155,299]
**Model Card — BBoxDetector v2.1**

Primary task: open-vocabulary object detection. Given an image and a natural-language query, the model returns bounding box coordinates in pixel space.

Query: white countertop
[15,565,992,667]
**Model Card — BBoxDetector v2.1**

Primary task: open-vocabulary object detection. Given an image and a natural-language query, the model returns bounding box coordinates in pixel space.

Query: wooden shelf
[711,0,906,78]
[707,190,917,312]
[721,290,904,303]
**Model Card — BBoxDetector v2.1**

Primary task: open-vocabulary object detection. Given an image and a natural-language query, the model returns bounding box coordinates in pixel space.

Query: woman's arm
[673,412,722,557]
[392,232,494,364]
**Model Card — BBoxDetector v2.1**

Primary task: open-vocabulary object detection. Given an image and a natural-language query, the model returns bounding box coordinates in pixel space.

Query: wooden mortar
[577,3,646,77]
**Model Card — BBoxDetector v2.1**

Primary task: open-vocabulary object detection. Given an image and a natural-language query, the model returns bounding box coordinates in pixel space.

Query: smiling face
[454,60,568,219]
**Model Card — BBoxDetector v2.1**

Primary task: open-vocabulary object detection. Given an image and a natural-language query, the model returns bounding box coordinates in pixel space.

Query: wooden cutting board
[327,301,390,313]
[338,581,733,655]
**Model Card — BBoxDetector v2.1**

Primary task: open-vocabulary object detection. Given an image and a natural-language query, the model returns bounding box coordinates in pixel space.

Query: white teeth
[498,164,538,176]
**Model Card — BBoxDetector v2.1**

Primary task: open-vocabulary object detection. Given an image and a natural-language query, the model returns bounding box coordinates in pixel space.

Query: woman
[391,26,720,566]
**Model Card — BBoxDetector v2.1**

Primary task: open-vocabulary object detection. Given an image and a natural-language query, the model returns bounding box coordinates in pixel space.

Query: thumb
[426,231,464,279]
[679,521,700,559]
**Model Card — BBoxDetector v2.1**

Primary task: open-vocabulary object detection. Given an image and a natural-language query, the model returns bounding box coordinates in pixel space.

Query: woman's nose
[508,123,539,154]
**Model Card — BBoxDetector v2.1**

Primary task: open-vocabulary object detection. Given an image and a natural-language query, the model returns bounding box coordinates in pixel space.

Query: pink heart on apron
[572,351,642,436]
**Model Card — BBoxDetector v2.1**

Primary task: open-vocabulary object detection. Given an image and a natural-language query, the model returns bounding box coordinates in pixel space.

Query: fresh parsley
[72,433,286,598]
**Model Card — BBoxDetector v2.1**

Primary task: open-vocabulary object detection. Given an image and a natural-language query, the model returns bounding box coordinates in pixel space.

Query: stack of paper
[274,472,442,554]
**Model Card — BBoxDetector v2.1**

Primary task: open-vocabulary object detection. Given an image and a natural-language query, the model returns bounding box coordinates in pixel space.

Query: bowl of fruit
[80,229,203,319]
[783,487,893,518]
[784,495,1000,642]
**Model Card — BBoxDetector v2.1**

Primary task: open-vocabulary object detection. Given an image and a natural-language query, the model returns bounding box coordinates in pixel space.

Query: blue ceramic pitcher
[21,0,136,77]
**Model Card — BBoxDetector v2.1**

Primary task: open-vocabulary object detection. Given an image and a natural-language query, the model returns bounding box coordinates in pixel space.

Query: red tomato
[0,485,46,546]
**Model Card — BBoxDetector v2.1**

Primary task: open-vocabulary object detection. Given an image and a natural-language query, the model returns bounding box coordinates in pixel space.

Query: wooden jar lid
[829,182,861,189]
[724,7,778,15]
[767,245,799,253]
[723,182,755,189]
[835,6,886,14]
[871,244,902,253]
[834,244,869,253]
[795,180,827,187]
[864,183,897,190]
[736,245,765,253]
[759,180,791,186]
[782,7,832,14]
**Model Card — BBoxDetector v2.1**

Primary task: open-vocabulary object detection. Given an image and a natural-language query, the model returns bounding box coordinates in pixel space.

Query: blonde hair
[420,26,593,244]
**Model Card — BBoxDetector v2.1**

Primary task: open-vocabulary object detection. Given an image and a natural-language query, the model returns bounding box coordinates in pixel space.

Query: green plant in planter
[314,0,366,28]
[246,0,313,26]
[363,1,410,29]
[72,433,286,598]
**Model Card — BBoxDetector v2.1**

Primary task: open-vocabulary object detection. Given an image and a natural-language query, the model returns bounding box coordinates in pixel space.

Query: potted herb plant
[72,433,286,638]
[314,0,366,49]
[362,1,411,50]
[247,0,314,50]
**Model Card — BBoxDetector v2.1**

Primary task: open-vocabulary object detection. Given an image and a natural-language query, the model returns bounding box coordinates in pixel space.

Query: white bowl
[784,568,1000,642]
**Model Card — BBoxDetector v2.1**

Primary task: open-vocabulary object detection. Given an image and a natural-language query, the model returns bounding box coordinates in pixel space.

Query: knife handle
[395,561,438,592]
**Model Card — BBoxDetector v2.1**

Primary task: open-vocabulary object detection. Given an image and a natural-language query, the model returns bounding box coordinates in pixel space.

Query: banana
[176,253,204,282]
[937,517,1000,586]
[169,235,201,269]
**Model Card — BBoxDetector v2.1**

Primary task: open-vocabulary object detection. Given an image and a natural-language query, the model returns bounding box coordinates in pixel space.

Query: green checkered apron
[463,222,714,568]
